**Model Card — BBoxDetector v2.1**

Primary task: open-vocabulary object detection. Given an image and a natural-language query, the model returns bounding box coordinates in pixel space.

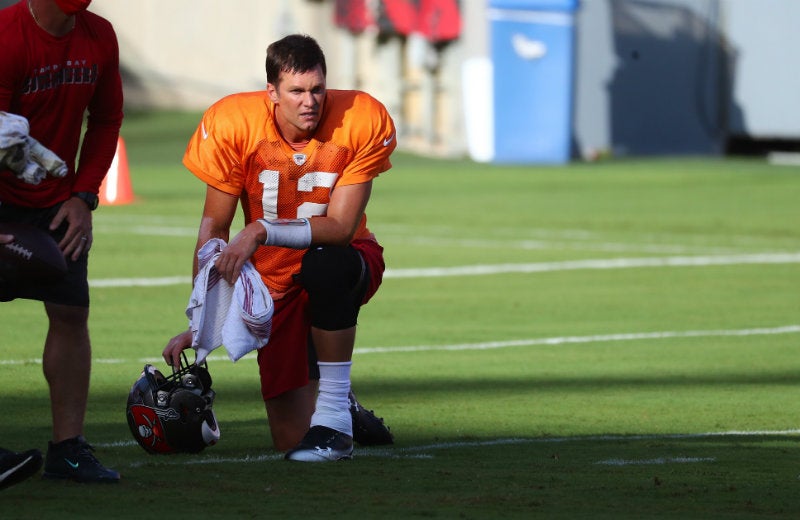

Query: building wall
[79,0,800,159]
[573,0,730,158]
[91,0,469,157]
[573,0,800,157]
[723,0,800,140]
[92,1,335,109]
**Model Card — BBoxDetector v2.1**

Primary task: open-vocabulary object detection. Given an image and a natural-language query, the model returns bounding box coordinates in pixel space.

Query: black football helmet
[126,354,220,454]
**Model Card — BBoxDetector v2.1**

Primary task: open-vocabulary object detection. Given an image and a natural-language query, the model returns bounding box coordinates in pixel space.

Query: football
[0,222,67,284]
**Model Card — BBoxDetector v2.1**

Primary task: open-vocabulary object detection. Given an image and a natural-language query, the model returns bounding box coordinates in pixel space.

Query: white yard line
[383,253,800,279]
[88,252,800,288]
[112,429,800,465]
[394,236,742,255]
[355,325,800,354]
[596,457,716,466]
[2,325,798,366]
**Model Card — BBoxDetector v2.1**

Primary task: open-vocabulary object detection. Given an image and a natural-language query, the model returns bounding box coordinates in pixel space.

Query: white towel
[0,111,67,184]
[186,238,273,363]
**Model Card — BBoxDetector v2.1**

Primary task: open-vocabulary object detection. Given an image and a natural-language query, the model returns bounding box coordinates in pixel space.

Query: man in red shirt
[163,34,396,461]
[0,0,123,483]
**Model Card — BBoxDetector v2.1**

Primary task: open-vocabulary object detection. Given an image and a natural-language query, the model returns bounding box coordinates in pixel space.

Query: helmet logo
[128,404,173,454]
[126,357,220,455]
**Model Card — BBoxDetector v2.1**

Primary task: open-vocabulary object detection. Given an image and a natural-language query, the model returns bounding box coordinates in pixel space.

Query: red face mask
[54,0,92,15]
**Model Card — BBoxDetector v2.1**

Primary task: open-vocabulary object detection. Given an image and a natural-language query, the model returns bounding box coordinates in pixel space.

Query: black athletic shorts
[0,202,89,307]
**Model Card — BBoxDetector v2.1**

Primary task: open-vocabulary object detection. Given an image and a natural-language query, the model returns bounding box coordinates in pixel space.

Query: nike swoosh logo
[65,458,79,469]
[201,121,209,140]
[383,133,395,147]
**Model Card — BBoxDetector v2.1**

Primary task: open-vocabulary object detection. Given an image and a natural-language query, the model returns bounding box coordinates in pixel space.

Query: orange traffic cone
[99,136,134,206]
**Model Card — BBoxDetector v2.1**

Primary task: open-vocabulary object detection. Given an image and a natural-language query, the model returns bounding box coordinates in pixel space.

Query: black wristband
[72,192,99,211]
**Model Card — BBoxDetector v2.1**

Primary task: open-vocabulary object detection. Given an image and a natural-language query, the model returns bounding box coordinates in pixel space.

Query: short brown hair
[266,34,327,86]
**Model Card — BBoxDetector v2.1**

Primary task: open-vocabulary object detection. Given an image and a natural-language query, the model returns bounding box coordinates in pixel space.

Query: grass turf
[1,111,799,518]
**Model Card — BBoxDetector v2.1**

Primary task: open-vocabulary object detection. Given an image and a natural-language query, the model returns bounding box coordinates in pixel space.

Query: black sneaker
[43,436,120,483]
[0,447,43,490]
[349,391,394,446]
[284,425,354,462]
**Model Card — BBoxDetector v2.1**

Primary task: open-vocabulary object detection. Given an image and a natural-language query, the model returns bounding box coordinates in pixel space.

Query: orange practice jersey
[183,89,396,294]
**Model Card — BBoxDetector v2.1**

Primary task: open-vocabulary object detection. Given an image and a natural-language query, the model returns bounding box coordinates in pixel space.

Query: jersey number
[258,170,338,219]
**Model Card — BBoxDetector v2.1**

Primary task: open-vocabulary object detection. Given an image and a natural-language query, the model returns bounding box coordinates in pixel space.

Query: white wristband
[257,218,312,248]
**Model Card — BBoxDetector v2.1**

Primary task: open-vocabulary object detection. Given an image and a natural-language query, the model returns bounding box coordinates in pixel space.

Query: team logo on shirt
[293,153,307,166]
[22,62,98,94]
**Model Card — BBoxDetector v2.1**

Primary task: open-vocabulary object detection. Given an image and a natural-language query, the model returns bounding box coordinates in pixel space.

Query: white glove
[0,111,68,184]
[28,136,68,179]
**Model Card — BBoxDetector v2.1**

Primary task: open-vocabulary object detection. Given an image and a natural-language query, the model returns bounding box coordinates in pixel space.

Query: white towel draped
[186,238,273,363]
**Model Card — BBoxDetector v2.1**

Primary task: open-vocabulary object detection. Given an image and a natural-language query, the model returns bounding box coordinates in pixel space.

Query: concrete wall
[79,0,800,159]
[573,0,800,158]
[574,0,730,158]
[91,1,470,156]
[723,0,800,140]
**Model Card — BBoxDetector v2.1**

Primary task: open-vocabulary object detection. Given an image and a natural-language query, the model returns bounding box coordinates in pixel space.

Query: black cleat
[0,447,43,490]
[349,391,394,446]
[43,436,120,483]
[285,425,354,462]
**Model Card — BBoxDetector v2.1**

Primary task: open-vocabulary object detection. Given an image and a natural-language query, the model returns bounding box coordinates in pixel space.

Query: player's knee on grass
[299,245,368,331]
[265,382,317,451]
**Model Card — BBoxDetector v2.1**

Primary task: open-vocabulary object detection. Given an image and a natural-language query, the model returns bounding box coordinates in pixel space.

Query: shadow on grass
[5,368,799,450]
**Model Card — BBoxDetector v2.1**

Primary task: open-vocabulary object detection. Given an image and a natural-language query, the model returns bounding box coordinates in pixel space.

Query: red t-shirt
[0,1,123,208]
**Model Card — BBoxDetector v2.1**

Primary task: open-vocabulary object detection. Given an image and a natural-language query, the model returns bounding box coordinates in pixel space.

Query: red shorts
[256,238,384,400]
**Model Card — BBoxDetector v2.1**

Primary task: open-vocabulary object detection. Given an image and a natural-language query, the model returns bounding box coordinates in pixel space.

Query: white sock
[310,361,353,436]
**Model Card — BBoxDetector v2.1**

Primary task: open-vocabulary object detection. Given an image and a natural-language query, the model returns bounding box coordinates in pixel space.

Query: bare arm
[309,180,373,245]
[191,185,239,277]
[163,184,238,366]
[216,180,373,284]
[163,180,372,366]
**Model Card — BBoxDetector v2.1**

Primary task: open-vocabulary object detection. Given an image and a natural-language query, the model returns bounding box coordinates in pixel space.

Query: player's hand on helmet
[163,329,192,367]
[214,222,266,284]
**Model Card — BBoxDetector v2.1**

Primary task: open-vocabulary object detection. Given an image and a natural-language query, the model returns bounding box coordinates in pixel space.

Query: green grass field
[2,111,800,518]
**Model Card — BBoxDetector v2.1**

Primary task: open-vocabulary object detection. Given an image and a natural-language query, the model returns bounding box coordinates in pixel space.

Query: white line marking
[395,236,741,255]
[2,325,798,366]
[87,252,800,288]
[396,430,800,452]
[90,275,191,288]
[382,253,800,279]
[128,453,284,467]
[596,457,716,466]
[107,430,800,466]
[354,325,800,354]
[767,151,800,166]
